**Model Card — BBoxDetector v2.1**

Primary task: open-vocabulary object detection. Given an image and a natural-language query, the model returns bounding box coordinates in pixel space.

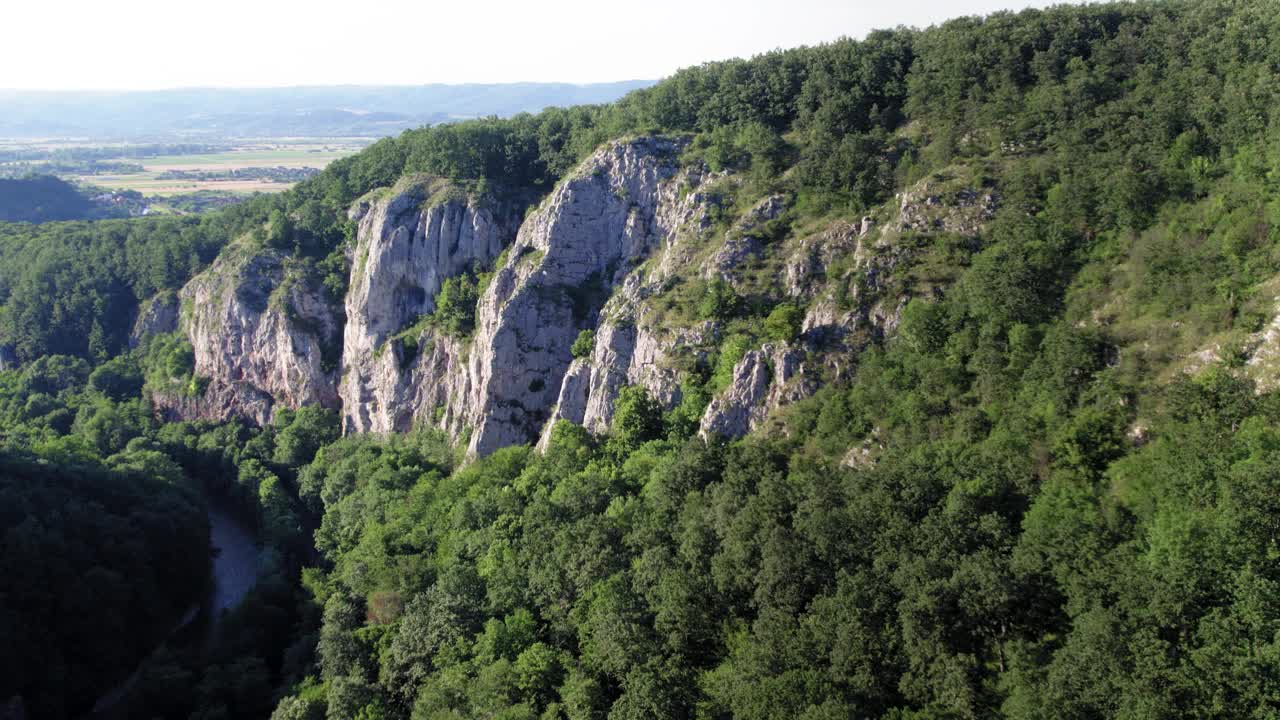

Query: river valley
[85,494,260,719]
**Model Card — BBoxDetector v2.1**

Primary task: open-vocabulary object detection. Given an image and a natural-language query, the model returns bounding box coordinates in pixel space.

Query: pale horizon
[2,0,1087,92]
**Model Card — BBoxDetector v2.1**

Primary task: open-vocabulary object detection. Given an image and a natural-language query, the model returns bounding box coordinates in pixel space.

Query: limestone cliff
[163,138,998,455]
[339,180,522,434]
[541,286,718,446]
[699,343,812,439]
[158,244,339,425]
[129,291,179,349]
[696,170,1000,439]
[462,137,691,455]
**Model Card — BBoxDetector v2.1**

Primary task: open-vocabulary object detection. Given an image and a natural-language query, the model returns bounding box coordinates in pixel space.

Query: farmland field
[137,146,357,171]
[1,138,369,197]
[73,141,366,195]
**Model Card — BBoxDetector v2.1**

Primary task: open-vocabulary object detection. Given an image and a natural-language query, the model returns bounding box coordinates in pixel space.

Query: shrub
[763,302,804,343]
[898,298,949,353]
[698,279,741,321]
[571,330,595,359]
[88,354,145,402]
[433,274,480,336]
[711,334,755,390]
[611,386,664,447]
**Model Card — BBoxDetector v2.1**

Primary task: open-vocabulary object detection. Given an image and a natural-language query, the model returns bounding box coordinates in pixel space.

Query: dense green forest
[0,348,342,718]
[3,0,1280,718]
[0,430,207,718]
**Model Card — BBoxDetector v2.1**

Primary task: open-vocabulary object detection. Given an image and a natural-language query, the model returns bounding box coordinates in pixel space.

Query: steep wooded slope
[3,2,1280,719]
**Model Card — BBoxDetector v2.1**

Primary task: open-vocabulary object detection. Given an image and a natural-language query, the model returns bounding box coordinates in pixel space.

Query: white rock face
[344,328,474,436]
[339,184,521,434]
[785,220,863,301]
[167,247,339,425]
[153,378,276,426]
[698,343,811,439]
[462,137,693,455]
[696,176,1003,442]
[538,309,717,449]
[530,160,734,449]
[163,137,984,453]
[704,193,788,283]
[129,291,179,348]
[895,182,999,236]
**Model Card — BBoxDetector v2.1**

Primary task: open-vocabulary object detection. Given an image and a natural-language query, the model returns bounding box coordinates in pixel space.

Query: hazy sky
[3,0,1084,90]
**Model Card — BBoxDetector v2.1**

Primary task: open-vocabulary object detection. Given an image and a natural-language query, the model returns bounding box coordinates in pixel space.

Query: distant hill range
[0,82,655,139]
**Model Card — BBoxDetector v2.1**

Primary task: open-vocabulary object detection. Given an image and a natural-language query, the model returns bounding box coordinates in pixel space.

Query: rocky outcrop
[514,158,1004,452]
[539,304,718,447]
[1180,292,1280,394]
[896,181,998,236]
[129,291,179,348]
[343,327,475,436]
[697,177,1003,438]
[152,379,275,425]
[163,245,339,425]
[785,220,864,301]
[1242,298,1280,392]
[842,427,884,469]
[784,217,910,362]
[161,139,724,444]
[794,169,999,350]
[651,168,724,282]
[461,137,690,455]
[698,343,812,439]
[160,138,993,453]
[539,322,645,442]
[339,181,522,434]
[704,194,789,283]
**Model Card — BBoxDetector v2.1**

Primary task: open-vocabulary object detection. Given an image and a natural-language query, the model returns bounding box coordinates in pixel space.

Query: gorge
[144,135,969,457]
[4,2,1280,718]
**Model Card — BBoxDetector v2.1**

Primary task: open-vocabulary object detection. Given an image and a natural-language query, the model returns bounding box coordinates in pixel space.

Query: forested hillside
[3,1,1280,718]
[0,176,93,223]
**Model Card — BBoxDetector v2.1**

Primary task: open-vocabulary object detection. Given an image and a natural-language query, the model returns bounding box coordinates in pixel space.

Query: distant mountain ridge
[0,81,655,139]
